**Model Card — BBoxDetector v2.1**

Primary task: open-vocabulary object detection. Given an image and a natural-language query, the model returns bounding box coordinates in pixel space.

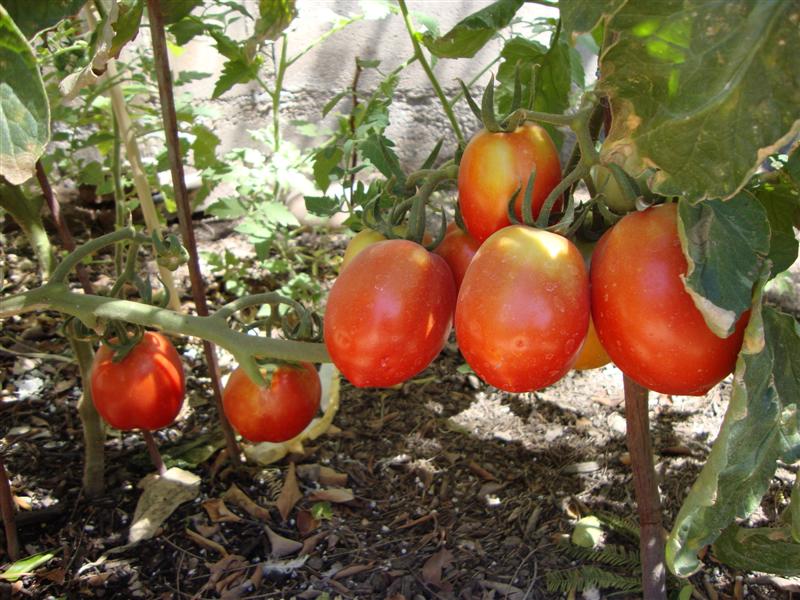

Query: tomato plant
[456,225,590,392]
[90,332,185,431]
[341,229,387,270]
[591,203,748,396]
[222,362,321,443]
[433,221,481,290]
[458,123,562,242]
[324,239,456,387]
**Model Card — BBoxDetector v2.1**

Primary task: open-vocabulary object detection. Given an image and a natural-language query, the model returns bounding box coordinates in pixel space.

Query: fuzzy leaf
[713,525,800,577]
[559,0,625,40]
[421,0,523,59]
[304,195,340,218]
[677,194,769,337]
[312,146,342,192]
[109,0,143,59]
[254,0,296,42]
[160,0,202,24]
[751,180,800,276]
[601,0,800,202]
[0,5,50,185]
[667,296,800,577]
[0,0,85,38]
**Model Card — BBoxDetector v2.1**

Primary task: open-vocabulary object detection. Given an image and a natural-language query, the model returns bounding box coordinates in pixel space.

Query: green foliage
[712,525,800,577]
[0,0,85,39]
[546,565,641,595]
[559,0,624,40]
[0,4,50,185]
[600,0,800,202]
[667,294,800,577]
[421,0,524,59]
[0,551,56,582]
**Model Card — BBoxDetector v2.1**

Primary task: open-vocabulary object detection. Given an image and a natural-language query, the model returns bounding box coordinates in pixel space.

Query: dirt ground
[0,216,797,599]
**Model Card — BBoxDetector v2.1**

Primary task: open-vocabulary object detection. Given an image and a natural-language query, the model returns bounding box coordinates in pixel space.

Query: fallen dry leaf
[333,561,375,580]
[276,463,303,522]
[129,467,201,544]
[222,484,271,522]
[265,526,304,558]
[308,487,354,503]
[203,498,243,523]
[468,461,496,481]
[300,531,328,556]
[296,464,348,487]
[186,528,228,556]
[208,554,248,587]
[480,580,524,600]
[421,547,454,590]
[296,510,319,536]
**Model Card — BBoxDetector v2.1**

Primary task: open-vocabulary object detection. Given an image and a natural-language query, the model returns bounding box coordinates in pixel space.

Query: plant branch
[0,454,19,561]
[397,0,464,145]
[142,430,166,476]
[146,0,241,464]
[623,375,667,600]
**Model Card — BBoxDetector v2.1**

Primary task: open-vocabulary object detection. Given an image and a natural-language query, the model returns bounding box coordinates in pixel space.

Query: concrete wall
[169,0,559,175]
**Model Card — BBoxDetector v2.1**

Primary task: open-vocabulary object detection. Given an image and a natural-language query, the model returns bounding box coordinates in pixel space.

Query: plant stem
[623,375,667,600]
[141,430,166,476]
[147,0,243,464]
[0,183,54,279]
[0,454,19,561]
[271,34,288,201]
[397,0,464,145]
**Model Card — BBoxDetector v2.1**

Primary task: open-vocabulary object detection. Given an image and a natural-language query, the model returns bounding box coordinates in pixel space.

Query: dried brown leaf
[203,498,243,523]
[186,527,228,556]
[319,466,348,487]
[265,525,303,558]
[276,463,303,522]
[307,487,354,503]
[421,547,454,590]
[129,467,201,544]
[468,461,496,481]
[296,510,319,536]
[300,531,328,556]
[333,561,375,580]
[222,484,271,522]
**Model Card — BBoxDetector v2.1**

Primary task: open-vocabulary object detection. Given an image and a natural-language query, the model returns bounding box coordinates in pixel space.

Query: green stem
[71,337,105,498]
[50,228,146,284]
[285,15,364,68]
[271,35,288,201]
[112,112,125,276]
[0,183,54,278]
[397,0,464,145]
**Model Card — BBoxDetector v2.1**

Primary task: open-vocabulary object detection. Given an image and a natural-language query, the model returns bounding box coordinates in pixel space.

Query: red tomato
[324,239,456,387]
[434,222,481,290]
[90,332,185,430]
[222,362,321,443]
[458,123,562,243]
[591,203,747,395]
[456,225,590,392]
[341,229,386,270]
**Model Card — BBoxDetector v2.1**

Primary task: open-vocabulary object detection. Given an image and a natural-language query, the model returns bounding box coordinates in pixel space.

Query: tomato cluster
[324,125,746,398]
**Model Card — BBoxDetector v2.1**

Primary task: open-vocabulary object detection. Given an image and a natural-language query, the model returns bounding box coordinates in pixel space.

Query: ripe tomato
[458,123,562,243]
[456,225,590,392]
[433,222,481,290]
[325,239,456,387]
[90,332,185,431]
[591,203,747,395]
[222,362,321,443]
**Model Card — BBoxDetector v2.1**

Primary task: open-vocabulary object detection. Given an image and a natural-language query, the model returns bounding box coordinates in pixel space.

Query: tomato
[90,332,185,431]
[458,123,562,243]
[455,225,590,392]
[222,362,321,443]
[341,229,386,270]
[573,317,611,370]
[590,203,748,395]
[591,164,637,215]
[433,222,481,290]
[325,239,456,387]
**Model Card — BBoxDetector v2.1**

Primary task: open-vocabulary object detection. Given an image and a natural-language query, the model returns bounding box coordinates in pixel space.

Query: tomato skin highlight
[458,123,562,243]
[590,203,747,395]
[90,332,185,431]
[433,222,481,290]
[223,363,321,443]
[455,225,590,392]
[324,239,456,387]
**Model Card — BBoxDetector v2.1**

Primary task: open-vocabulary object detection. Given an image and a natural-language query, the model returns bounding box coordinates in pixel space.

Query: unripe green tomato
[591,164,637,215]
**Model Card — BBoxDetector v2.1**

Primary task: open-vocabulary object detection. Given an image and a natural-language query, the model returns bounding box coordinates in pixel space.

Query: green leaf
[207,196,247,219]
[304,195,340,218]
[0,0,85,39]
[191,124,221,170]
[601,0,800,202]
[78,161,105,186]
[169,15,206,45]
[109,0,143,59]
[420,0,524,59]
[312,146,343,192]
[792,474,800,543]
[311,501,333,520]
[677,194,770,337]
[0,5,50,185]
[253,0,296,42]
[572,516,604,548]
[559,0,625,41]
[359,133,404,182]
[712,525,800,577]
[212,56,262,99]
[667,295,800,577]
[751,180,800,276]
[160,0,202,25]
[0,551,56,581]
